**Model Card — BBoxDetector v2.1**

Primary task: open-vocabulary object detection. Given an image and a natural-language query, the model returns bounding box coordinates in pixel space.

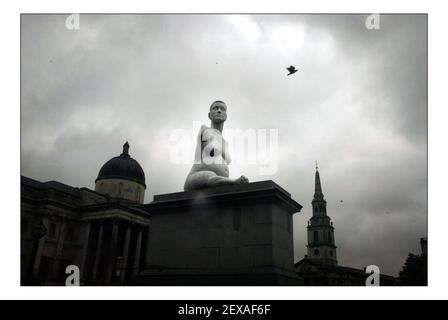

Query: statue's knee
[184,174,196,191]
[184,171,216,191]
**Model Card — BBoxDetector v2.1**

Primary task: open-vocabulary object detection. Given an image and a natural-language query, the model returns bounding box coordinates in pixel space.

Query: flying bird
[286,65,298,76]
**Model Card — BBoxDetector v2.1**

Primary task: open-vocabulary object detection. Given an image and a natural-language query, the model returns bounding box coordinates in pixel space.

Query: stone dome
[95,142,146,188]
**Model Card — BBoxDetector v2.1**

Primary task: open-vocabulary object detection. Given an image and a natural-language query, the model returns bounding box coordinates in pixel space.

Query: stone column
[132,226,143,279]
[78,221,92,282]
[92,222,104,281]
[32,217,49,277]
[52,220,67,279]
[120,222,132,283]
[105,220,120,283]
[140,226,149,269]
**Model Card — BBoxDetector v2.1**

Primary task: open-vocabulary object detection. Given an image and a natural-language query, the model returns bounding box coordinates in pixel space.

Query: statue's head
[208,100,227,123]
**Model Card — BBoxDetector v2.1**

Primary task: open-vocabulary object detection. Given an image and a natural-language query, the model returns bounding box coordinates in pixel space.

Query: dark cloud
[21,14,427,276]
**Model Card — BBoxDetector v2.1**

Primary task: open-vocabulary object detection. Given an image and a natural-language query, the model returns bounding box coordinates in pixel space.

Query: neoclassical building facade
[21,143,150,285]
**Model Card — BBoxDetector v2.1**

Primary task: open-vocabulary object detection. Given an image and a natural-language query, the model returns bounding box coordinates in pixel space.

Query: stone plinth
[134,180,303,285]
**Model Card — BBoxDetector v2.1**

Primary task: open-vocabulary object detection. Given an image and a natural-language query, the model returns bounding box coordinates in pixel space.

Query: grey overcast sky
[21,14,427,276]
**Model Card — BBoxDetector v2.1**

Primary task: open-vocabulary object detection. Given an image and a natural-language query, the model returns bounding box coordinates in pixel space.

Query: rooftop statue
[184,100,249,191]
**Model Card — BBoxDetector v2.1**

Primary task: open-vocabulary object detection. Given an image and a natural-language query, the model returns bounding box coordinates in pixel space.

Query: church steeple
[312,163,327,216]
[314,161,324,202]
[306,163,338,266]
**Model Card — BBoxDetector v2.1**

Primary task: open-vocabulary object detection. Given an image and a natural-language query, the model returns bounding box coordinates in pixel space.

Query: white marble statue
[184,101,249,191]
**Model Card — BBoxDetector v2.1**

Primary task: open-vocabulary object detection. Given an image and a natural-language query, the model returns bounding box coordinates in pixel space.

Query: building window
[328,231,332,244]
[314,249,319,256]
[118,183,123,196]
[313,230,318,243]
[329,250,333,257]
[48,222,57,239]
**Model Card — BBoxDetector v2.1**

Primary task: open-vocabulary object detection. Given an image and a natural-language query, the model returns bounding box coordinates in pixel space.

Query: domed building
[95,142,146,204]
[21,141,151,285]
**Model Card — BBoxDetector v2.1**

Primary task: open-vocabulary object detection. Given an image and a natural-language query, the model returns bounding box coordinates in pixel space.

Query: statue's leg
[184,171,235,191]
[184,171,216,191]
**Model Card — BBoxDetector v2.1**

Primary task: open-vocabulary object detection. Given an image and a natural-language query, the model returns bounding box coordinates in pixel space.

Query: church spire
[314,162,324,201]
[307,164,337,266]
